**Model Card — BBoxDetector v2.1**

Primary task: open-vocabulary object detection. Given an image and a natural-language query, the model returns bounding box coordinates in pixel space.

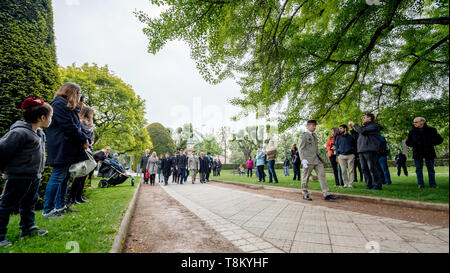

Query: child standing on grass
[0,98,53,247]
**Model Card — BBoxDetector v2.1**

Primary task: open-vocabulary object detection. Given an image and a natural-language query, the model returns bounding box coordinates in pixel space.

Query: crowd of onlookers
[235,114,444,192]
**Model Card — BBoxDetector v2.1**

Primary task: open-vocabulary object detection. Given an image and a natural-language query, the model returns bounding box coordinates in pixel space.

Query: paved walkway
[160,182,449,253]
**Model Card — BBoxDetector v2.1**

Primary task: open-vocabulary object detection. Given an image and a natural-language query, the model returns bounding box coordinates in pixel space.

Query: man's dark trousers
[359,151,383,189]
[0,178,40,236]
[397,163,408,176]
[415,159,436,187]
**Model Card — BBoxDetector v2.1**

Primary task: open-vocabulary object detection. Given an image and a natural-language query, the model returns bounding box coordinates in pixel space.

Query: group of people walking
[139,149,219,186]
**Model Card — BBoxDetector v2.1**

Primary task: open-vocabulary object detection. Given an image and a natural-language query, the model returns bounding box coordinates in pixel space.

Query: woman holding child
[42,83,90,219]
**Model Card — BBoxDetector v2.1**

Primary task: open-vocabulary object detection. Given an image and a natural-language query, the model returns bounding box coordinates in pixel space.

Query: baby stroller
[97,159,134,188]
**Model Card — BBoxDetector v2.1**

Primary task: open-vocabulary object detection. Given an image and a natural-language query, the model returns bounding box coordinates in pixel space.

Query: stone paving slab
[160,182,449,253]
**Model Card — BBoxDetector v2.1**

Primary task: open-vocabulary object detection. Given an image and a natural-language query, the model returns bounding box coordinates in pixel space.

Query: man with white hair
[406,117,443,188]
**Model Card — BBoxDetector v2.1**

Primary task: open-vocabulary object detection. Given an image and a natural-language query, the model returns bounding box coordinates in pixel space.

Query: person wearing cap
[0,97,53,247]
[188,150,200,184]
[42,83,90,219]
[299,119,339,201]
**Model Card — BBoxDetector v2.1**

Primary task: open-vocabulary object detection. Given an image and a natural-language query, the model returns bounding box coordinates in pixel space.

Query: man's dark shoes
[20,226,48,239]
[324,195,339,201]
[303,194,312,201]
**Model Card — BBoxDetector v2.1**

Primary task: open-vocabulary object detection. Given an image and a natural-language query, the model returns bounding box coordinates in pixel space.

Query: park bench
[230,169,240,175]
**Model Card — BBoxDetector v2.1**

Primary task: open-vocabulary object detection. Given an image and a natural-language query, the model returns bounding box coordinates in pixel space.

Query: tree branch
[396,17,449,26]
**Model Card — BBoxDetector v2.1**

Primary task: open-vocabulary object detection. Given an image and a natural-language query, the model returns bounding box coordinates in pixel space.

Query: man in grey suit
[299,120,339,201]
[188,150,200,184]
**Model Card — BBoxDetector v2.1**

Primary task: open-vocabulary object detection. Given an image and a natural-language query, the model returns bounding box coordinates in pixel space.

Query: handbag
[69,151,98,178]
[145,169,150,179]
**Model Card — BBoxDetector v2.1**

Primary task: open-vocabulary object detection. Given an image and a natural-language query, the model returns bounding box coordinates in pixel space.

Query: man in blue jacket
[336,124,357,188]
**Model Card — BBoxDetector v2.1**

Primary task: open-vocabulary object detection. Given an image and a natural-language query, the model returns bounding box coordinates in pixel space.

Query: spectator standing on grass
[188,150,199,184]
[161,153,172,186]
[217,159,222,176]
[395,149,408,177]
[140,149,151,183]
[199,152,209,184]
[43,83,89,219]
[246,157,253,177]
[146,152,158,186]
[327,127,344,187]
[256,147,266,182]
[69,105,95,204]
[212,159,218,176]
[0,98,53,247]
[349,113,384,191]
[406,117,443,189]
[291,144,301,181]
[299,119,339,201]
[266,141,279,183]
[336,124,356,188]
[378,133,392,185]
[283,156,290,176]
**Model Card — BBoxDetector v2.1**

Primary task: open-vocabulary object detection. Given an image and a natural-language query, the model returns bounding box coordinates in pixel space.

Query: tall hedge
[0,0,60,136]
[146,122,176,156]
[0,0,60,208]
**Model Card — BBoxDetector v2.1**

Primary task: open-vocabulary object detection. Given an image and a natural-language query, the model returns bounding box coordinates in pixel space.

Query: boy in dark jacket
[0,98,53,247]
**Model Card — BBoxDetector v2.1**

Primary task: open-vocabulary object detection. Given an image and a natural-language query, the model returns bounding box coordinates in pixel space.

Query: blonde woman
[146,152,158,186]
[42,83,90,218]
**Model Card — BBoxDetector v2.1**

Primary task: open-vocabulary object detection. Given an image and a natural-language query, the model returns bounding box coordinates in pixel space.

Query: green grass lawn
[0,176,136,253]
[215,167,449,204]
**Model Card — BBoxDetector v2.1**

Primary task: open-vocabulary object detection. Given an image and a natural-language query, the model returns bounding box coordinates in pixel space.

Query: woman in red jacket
[327,127,343,187]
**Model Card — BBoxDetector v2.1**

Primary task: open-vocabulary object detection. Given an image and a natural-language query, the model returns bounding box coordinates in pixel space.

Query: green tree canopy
[137,0,449,135]
[0,0,60,136]
[60,63,152,154]
[193,135,223,156]
[147,122,177,156]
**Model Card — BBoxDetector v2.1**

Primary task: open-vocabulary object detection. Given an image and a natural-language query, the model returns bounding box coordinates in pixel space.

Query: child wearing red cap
[0,98,53,247]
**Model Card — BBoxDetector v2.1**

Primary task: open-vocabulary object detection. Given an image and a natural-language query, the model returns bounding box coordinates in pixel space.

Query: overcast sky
[52,0,268,136]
